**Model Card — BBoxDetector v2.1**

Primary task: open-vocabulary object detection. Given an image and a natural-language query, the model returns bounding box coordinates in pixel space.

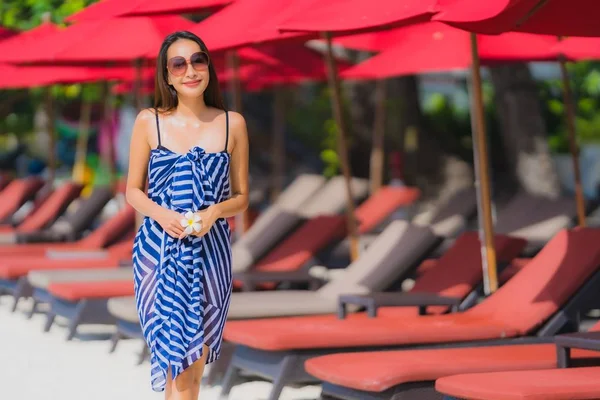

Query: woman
[126,31,249,399]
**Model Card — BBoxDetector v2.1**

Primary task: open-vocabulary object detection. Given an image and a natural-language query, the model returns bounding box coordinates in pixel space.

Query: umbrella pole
[271,85,286,202]
[558,57,586,227]
[322,31,359,261]
[102,81,117,188]
[228,51,248,239]
[370,79,387,195]
[469,33,498,295]
[45,87,56,184]
[73,95,93,185]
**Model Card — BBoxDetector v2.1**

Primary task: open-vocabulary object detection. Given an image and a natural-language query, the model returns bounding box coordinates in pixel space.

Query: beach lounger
[231,175,368,275]
[225,228,524,320]
[0,206,135,305]
[0,176,45,224]
[305,321,600,399]
[0,187,123,257]
[0,181,84,244]
[11,185,114,246]
[232,185,419,289]
[219,228,600,400]
[436,367,600,400]
[44,269,135,340]
[412,186,477,238]
[495,192,581,252]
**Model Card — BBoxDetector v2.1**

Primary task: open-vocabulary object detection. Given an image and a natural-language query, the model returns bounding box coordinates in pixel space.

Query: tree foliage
[0,0,95,30]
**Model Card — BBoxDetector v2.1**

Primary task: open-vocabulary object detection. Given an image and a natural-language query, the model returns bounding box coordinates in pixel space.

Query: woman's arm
[193,111,249,237]
[125,109,184,238]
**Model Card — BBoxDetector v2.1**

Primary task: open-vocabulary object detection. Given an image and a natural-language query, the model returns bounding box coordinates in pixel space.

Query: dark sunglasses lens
[168,57,187,75]
[191,52,209,69]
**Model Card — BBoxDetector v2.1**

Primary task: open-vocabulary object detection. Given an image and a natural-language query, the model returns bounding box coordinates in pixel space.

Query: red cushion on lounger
[0,178,44,221]
[354,186,420,233]
[223,228,600,351]
[306,345,600,393]
[17,182,83,233]
[499,257,532,282]
[251,215,345,273]
[48,280,134,301]
[306,322,600,392]
[0,257,120,279]
[435,366,600,400]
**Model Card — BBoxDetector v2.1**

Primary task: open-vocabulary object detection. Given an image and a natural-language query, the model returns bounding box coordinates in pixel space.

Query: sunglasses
[167,51,210,77]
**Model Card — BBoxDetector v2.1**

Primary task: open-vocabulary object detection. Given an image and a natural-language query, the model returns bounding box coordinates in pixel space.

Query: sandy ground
[0,298,320,400]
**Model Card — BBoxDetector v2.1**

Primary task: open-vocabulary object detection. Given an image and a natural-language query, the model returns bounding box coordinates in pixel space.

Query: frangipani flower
[180,211,202,235]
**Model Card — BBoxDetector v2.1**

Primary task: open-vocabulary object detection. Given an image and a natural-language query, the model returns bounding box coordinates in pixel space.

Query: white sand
[0,298,320,400]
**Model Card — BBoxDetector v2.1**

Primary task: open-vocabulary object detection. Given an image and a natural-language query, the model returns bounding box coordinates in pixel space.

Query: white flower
[180,211,202,235]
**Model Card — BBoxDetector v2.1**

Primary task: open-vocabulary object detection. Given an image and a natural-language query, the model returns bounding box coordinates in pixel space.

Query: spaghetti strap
[154,108,161,147]
[224,111,229,153]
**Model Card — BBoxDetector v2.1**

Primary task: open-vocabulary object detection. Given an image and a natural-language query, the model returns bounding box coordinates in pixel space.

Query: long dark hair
[154,31,225,112]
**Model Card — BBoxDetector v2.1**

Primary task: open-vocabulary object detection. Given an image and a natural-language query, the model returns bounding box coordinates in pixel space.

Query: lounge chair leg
[109,331,122,353]
[27,299,39,319]
[44,312,56,332]
[267,355,296,400]
[137,344,149,365]
[219,363,241,399]
[11,277,31,312]
[66,300,87,341]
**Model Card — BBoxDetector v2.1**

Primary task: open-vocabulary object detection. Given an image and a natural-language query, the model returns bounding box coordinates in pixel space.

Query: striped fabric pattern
[133,142,232,392]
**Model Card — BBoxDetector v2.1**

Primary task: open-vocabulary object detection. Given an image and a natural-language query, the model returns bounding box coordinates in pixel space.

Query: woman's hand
[155,208,186,239]
[188,206,221,239]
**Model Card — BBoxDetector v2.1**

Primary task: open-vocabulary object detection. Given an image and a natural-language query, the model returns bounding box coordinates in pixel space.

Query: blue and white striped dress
[132,110,232,392]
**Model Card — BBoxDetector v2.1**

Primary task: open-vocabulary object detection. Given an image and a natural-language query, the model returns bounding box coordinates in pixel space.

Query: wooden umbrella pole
[73,94,93,184]
[45,87,56,184]
[102,81,117,187]
[469,33,498,294]
[271,85,286,202]
[370,79,387,195]
[322,31,359,261]
[228,51,247,238]
[558,56,586,227]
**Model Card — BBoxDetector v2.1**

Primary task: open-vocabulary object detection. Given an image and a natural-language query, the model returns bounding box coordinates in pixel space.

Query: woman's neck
[175,96,208,119]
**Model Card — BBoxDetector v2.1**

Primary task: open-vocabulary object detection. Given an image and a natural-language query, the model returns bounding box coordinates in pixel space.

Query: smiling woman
[125,31,249,400]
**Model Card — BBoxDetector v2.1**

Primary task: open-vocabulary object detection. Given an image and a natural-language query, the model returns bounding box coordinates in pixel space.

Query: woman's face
[166,39,210,100]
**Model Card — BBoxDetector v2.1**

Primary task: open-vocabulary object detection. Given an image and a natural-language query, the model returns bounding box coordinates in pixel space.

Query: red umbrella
[0,16,194,64]
[67,0,230,22]
[554,37,600,60]
[190,0,316,51]
[277,0,438,35]
[339,22,562,79]
[434,0,600,37]
[0,63,128,88]
[0,22,59,62]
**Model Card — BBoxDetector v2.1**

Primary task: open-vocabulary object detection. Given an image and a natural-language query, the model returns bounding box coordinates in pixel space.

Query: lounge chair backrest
[231,174,325,273]
[77,205,136,248]
[354,186,420,234]
[298,176,369,218]
[469,228,600,334]
[253,215,346,272]
[0,177,45,221]
[50,185,114,237]
[275,174,326,212]
[17,182,83,233]
[503,196,575,244]
[411,233,526,312]
[318,220,438,299]
[413,186,477,238]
